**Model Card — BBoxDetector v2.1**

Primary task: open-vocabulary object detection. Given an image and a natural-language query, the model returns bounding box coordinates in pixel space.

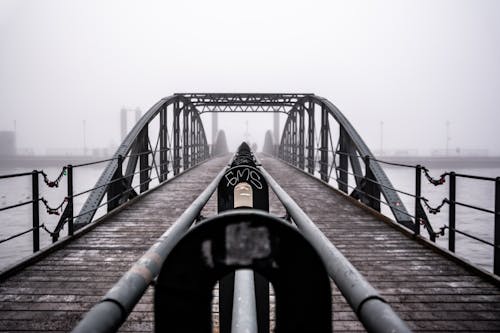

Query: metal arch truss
[277,95,414,227]
[75,95,210,229]
[178,93,313,114]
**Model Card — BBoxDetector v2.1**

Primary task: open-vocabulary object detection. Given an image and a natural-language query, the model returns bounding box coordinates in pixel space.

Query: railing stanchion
[414,165,422,236]
[67,165,74,236]
[32,170,40,252]
[494,177,500,275]
[449,172,456,252]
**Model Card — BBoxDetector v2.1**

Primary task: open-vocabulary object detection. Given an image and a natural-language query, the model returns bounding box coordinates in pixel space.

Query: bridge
[1,93,499,332]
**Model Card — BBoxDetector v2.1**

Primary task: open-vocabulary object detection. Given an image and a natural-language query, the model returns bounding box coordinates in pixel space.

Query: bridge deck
[0,155,499,332]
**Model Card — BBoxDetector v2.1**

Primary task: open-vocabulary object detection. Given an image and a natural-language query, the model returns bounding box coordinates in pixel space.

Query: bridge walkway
[260,155,500,332]
[0,155,499,332]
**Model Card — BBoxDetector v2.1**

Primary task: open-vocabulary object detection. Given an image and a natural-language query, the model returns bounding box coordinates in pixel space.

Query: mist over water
[0,0,500,157]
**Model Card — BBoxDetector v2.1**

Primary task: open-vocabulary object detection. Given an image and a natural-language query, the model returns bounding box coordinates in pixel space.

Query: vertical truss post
[364,156,381,212]
[107,155,124,212]
[190,111,196,167]
[298,105,305,170]
[139,126,150,193]
[291,113,297,166]
[194,116,198,165]
[173,100,181,175]
[307,101,315,174]
[159,105,168,182]
[320,104,329,182]
[338,126,349,194]
[183,106,190,170]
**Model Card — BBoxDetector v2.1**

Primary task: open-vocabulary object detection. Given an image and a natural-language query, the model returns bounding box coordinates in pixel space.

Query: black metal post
[449,172,456,252]
[292,113,297,166]
[107,155,123,212]
[494,177,500,275]
[298,106,305,170]
[338,126,349,194]
[67,165,74,236]
[173,101,180,175]
[32,170,40,252]
[320,104,329,182]
[159,106,168,182]
[139,126,150,193]
[307,102,315,174]
[414,165,422,236]
[183,107,189,170]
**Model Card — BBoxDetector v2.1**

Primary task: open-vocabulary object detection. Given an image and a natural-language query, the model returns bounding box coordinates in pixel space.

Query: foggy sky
[1,0,499,154]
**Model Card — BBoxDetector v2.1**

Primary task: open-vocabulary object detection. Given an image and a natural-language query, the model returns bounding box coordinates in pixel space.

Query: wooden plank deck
[260,155,500,332]
[0,154,499,332]
[0,156,231,332]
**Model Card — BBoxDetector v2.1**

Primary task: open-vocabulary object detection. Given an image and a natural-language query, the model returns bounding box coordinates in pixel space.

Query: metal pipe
[258,166,411,333]
[71,164,229,333]
[231,269,258,333]
[231,182,258,333]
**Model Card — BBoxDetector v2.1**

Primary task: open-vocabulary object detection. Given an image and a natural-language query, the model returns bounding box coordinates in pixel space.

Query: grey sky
[0,0,499,154]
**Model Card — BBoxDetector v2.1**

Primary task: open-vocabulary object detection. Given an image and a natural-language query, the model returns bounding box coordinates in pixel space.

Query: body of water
[0,161,499,275]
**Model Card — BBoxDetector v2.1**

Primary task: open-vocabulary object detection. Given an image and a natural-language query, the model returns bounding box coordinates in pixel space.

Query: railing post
[414,165,422,236]
[494,177,500,275]
[31,170,40,252]
[449,172,456,252]
[67,165,74,236]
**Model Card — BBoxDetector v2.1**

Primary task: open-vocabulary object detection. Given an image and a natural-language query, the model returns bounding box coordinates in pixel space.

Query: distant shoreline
[374,155,500,169]
[1,154,500,170]
[0,155,106,169]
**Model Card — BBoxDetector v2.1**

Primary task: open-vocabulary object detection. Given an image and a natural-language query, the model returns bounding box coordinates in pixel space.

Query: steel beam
[320,104,329,182]
[173,100,181,175]
[298,105,305,169]
[159,105,168,182]
[338,126,349,193]
[307,102,315,174]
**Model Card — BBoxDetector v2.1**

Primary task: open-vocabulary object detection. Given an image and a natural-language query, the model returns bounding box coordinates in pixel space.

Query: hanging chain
[41,167,67,188]
[421,197,448,214]
[422,167,447,186]
[40,197,67,215]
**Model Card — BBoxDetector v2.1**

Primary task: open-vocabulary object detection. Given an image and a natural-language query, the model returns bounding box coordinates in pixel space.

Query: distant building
[0,131,16,156]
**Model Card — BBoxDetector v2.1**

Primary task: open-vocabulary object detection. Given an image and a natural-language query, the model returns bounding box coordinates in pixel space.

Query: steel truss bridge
[0,93,499,332]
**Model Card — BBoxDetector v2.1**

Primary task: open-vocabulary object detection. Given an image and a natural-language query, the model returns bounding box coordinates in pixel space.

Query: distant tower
[273,112,279,145]
[121,108,127,141]
[446,121,451,156]
[380,121,384,156]
[212,112,218,145]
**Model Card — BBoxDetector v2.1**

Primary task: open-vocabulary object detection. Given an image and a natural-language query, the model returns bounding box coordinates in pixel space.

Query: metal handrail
[257,165,411,333]
[71,163,229,333]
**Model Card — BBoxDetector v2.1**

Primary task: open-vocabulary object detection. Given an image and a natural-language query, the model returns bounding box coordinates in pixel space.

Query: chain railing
[0,145,211,262]
[273,144,500,275]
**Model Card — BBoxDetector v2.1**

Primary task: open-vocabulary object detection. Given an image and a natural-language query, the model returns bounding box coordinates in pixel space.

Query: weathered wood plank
[0,156,230,332]
[260,155,500,332]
